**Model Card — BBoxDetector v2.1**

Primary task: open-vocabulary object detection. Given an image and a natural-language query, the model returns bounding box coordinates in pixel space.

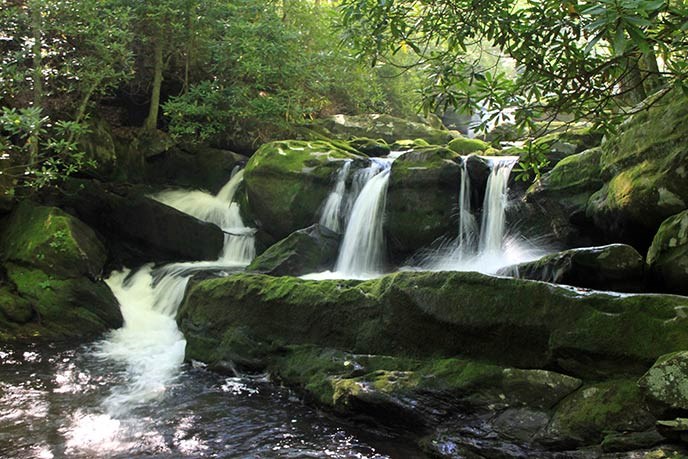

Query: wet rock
[533,126,603,168]
[646,210,688,295]
[448,137,490,155]
[638,351,688,412]
[348,137,391,157]
[57,180,225,267]
[243,140,365,240]
[385,147,461,259]
[247,224,340,276]
[498,244,645,292]
[587,90,688,250]
[145,143,248,194]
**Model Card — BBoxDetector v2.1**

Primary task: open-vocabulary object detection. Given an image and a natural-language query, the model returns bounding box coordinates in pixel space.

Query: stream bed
[0,343,425,458]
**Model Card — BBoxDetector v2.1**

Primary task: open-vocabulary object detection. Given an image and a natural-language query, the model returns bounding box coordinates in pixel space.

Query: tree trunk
[641,50,663,94]
[144,33,164,131]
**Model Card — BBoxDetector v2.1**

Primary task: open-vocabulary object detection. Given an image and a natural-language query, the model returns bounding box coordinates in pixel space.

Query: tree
[339,0,688,133]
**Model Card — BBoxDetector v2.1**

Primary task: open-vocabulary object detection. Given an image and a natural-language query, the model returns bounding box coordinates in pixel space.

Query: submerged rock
[646,210,688,295]
[243,140,365,240]
[0,202,122,341]
[178,271,688,379]
[247,224,340,276]
[310,113,458,145]
[385,147,461,259]
[498,244,645,292]
[587,90,688,250]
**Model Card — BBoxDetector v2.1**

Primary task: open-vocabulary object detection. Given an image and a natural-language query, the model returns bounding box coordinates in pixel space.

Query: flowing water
[0,170,424,458]
[319,160,352,233]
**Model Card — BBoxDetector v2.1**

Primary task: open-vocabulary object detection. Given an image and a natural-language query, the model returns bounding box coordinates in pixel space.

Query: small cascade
[478,157,518,255]
[96,169,256,416]
[334,158,393,278]
[456,159,478,259]
[319,160,352,233]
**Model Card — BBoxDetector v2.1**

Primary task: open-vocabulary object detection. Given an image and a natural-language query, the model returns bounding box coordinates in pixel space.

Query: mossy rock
[243,140,365,240]
[0,201,106,279]
[385,147,461,259]
[1,263,122,342]
[247,224,340,276]
[540,379,654,448]
[516,147,604,246]
[499,244,645,292]
[77,117,117,179]
[587,90,688,250]
[0,286,33,324]
[533,126,603,168]
[646,210,688,295]
[638,351,688,413]
[447,137,490,155]
[310,114,458,145]
[348,137,390,157]
[178,270,688,379]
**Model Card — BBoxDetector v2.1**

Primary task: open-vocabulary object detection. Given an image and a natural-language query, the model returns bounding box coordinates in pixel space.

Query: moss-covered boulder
[499,244,645,292]
[385,147,461,258]
[638,351,688,412]
[311,114,459,145]
[647,210,688,295]
[533,126,603,168]
[243,140,365,240]
[447,137,490,155]
[0,202,122,341]
[348,137,390,157]
[515,148,604,246]
[178,271,688,379]
[0,201,107,279]
[145,143,248,194]
[539,380,655,448]
[247,224,340,276]
[587,91,688,250]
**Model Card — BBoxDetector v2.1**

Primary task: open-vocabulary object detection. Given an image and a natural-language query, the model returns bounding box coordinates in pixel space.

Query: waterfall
[319,160,352,233]
[334,159,393,278]
[478,157,518,255]
[456,159,478,259]
[95,169,255,415]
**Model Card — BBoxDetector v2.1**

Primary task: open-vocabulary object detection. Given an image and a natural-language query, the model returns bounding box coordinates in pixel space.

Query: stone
[348,137,391,157]
[587,90,688,250]
[385,147,461,259]
[310,114,459,145]
[57,180,225,267]
[498,244,645,292]
[247,224,340,276]
[243,140,365,240]
[178,270,688,379]
[533,126,603,168]
[638,351,688,412]
[515,148,604,246]
[145,143,248,194]
[646,210,688,295]
[0,201,107,279]
[447,137,490,155]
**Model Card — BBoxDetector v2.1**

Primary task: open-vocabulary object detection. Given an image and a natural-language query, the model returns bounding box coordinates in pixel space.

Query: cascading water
[334,159,393,278]
[478,157,518,255]
[456,159,478,260]
[319,160,352,233]
[94,170,256,419]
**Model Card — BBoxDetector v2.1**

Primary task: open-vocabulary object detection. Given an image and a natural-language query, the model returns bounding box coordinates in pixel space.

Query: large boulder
[385,147,461,259]
[310,114,459,145]
[646,210,688,295]
[638,351,688,412]
[533,126,603,168]
[447,137,490,155]
[247,224,340,276]
[55,180,225,267]
[587,90,688,250]
[514,148,604,246]
[0,202,122,341]
[178,271,688,379]
[243,140,365,240]
[144,143,248,194]
[499,244,645,292]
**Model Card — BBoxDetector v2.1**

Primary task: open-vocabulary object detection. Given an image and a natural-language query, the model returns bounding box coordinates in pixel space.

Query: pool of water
[0,343,425,458]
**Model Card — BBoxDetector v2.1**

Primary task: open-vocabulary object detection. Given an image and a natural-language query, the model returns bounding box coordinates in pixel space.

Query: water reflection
[0,344,421,458]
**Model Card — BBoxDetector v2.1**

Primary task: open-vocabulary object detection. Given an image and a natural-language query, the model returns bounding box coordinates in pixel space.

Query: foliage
[339,0,688,135]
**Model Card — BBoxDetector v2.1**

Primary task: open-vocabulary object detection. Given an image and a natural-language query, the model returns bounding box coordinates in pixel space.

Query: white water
[417,156,541,274]
[94,170,255,418]
[319,160,352,233]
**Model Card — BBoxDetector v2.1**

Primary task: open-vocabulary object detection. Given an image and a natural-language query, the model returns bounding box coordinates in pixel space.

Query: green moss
[448,137,490,154]
[348,137,390,157]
